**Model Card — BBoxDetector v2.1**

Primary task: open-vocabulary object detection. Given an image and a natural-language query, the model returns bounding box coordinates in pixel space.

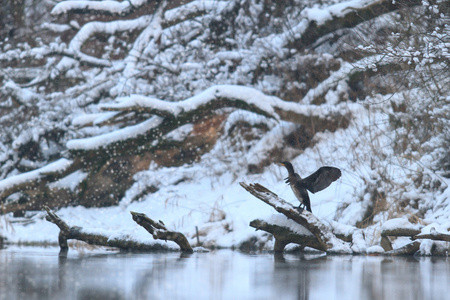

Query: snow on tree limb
[240,182,351,253]
[68,84,353,152]
[102,85,280,118]
[101,84,355,123]
[0,159,75,201]
[51,0,147,16]
[300,55,396,104]
[295,0,423,49]
[50,0,232,80]
[164,1,234,26]
[67,116,163,151]
[54,15,155,75]
[411,228,450,242]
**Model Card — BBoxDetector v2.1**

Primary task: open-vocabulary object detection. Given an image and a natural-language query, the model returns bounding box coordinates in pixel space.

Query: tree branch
[0,159,81,205]
[240,182,350,252]
[295,0,422,50]
[411,229,450,242]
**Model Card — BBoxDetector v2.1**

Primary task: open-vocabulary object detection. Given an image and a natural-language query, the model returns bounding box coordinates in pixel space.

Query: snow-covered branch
[411,229,450,242]
[0,159,77,205]
[51,0,147,16]
[240,182,351,253]
[296,0,423,49]
[68,85,353,153]
[102,84,355,125]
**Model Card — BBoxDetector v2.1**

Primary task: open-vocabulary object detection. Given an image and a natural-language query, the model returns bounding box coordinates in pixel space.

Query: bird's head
[277,161,295,175]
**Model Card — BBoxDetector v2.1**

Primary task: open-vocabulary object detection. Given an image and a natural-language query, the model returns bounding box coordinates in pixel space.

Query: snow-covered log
[411,228,450,243]
[379,218,425,251]
[44,206,192,253]
[385,241,421,256]
[240,182,351,253]
[249,219,322,252]
[130,211,193,253]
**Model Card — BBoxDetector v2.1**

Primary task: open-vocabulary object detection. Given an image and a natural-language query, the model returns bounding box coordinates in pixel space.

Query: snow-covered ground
[2,96,448,254]
[1,0,449,255]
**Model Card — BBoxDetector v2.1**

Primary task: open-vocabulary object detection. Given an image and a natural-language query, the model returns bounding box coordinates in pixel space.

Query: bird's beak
[276,162,285,166]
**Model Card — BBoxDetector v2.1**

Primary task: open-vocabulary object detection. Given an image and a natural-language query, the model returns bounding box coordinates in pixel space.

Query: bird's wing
[300,166,341,193]
[285,174,301,185]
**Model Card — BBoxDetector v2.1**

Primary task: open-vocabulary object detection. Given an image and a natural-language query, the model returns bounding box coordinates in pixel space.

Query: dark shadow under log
[44,206,193,253]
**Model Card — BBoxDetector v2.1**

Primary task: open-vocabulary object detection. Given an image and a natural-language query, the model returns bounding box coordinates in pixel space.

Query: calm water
[0,246,449,300]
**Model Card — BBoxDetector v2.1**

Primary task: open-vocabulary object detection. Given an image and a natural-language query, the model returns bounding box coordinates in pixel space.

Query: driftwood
[249,219,322,252]
[240,182,350,253]
[43,206,193,253]
[130,211,193,253]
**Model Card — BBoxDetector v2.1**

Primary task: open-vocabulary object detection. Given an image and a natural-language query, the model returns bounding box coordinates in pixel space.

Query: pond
[0,246,449,300]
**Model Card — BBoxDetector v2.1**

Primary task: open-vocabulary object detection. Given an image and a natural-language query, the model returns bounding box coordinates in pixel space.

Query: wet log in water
[43,206,193,253]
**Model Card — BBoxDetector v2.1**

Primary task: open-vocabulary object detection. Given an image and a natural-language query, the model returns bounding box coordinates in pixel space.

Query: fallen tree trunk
[240,182,350,253]
[44,206,193,253]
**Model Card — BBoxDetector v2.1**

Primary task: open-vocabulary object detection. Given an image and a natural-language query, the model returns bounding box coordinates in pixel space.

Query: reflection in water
[0,247,449,300]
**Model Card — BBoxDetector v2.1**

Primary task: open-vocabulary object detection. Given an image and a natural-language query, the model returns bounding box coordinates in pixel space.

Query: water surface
[0,246,448,300]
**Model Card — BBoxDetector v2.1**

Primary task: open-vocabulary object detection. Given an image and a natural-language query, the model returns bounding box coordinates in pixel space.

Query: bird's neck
[285,164,296,176]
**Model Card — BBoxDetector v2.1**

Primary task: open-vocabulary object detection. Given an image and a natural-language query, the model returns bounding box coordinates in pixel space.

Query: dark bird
[277,161,341,213]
